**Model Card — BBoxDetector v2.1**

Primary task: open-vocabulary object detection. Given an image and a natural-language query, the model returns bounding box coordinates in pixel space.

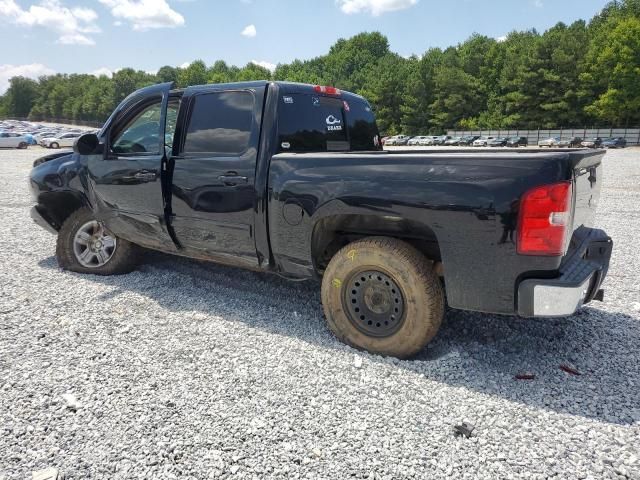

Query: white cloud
[533,0,543,7]
[179,61,191,69]
[0,63,55,94]
[251,60,276,72]
[0,0,100,45]
[58,32,94,44]
[90,67,115,77]
[99,0,185,31]
[241,24,256,37]
[496,35,507,42]
[337,0,417,16]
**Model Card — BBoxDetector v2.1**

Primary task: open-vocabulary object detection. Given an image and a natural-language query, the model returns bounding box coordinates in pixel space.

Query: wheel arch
[310,213,442,275]
[36,190,89,231]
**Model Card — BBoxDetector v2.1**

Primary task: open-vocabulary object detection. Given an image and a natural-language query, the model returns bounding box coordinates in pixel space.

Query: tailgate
[571,150,605,232]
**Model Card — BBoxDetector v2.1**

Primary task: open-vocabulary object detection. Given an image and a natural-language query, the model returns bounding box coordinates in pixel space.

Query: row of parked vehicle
[384,135,530,147]
[0,119,96,149]
[383,134,628,149]
[537,136,627,148]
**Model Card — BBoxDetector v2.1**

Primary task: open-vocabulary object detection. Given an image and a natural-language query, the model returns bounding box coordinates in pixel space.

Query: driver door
[87,83,178,252]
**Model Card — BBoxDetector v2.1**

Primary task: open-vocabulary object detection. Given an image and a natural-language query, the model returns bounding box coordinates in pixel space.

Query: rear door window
[182,91,254,155]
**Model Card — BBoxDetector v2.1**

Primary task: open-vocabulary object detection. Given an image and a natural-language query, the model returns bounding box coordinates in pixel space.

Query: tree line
[1,0,639,135]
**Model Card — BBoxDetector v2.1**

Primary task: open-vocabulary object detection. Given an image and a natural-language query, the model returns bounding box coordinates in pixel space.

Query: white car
[34,131,61,141]
[40,132,82,149]
[472,136,495,147]
[0,132,30,149]
[419,136,440,146]
[407,136,430,146]
[385,135,411,146]
[538,136,561,148]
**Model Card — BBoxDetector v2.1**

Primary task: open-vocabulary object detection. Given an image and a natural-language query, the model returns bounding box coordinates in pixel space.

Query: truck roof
[171,80,368,102]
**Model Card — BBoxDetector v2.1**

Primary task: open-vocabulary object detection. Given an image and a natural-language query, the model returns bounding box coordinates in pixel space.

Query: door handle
[133,171,157,182]
[218,174,248,186]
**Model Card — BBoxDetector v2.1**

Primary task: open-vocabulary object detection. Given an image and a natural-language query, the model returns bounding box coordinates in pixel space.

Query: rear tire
[18,142,28,149]
[50,142,59,149]
[321,237,445,358]
[56,207,138,275]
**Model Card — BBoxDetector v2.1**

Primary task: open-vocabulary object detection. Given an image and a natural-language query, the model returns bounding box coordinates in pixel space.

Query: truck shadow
[38,251,640,426]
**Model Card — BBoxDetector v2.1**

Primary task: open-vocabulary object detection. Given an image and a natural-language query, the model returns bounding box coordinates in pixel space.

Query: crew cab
[29,81,613,358]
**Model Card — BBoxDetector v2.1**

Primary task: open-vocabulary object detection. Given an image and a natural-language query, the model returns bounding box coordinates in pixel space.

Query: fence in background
[446,127,640,146]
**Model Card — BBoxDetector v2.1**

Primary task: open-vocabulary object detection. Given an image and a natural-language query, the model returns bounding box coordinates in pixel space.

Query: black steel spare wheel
[344,270,405,337]
[321,237,445,358]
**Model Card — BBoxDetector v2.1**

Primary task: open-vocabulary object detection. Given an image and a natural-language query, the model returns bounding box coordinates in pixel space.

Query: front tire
[321,237,445,358]
[18,142,28,149]
[50,142,59,149]
[56,207,138,275]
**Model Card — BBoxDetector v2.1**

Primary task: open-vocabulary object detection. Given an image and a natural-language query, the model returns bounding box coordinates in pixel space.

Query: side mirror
[74,133,102,155]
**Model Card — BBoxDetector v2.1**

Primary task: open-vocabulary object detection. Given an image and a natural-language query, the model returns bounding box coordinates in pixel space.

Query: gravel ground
[1,147,639,480]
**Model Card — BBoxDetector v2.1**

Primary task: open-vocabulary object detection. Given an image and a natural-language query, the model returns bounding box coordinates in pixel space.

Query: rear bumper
[517,228,612,317]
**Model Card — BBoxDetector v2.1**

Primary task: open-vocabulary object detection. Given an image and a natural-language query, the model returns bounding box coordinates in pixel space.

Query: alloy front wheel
[72,220,117,268]
[56,207,138,275]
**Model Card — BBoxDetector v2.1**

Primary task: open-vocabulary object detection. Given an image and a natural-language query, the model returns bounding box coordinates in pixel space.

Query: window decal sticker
[326,114,343,131]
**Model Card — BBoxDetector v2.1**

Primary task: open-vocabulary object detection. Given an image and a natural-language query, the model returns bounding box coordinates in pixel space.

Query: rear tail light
[314,85,341,96]
[517,181,573,256]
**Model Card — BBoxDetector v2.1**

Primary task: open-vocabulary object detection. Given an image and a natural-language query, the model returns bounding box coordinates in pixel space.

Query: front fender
[30,153,89,230]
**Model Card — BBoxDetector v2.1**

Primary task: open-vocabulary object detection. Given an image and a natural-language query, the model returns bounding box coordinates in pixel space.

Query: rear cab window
[277,90,381,153]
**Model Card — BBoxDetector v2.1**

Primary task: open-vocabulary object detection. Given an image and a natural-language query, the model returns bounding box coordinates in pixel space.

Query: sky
[0,0,610,93]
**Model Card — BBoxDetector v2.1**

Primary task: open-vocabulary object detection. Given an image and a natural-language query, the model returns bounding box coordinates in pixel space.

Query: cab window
[278,94,348,152]
[277,93,380,152]
[110,97,180,155]
[182,91,254,155]
[111,99,163,155]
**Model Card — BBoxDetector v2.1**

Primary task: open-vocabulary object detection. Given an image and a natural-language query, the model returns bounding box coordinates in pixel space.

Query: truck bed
[267,148,605,314]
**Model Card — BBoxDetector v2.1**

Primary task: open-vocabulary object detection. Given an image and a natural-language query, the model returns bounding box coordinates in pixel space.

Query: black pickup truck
[29,81,613,358]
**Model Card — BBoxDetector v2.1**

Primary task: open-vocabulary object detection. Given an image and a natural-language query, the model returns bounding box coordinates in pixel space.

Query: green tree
[582,16,640,124]
[177,60,208,88]
[157,66,179,84]
[3,77,39,117]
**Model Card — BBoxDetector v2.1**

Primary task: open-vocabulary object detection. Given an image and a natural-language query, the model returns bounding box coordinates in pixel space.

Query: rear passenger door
[169,86,265,267]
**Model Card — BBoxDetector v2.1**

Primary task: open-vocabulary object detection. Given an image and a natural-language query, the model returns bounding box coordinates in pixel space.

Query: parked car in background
[421,136,441,146]
[385,135,411,146]
[34,131,60,141]
[457,135,480,146]
[432,135,452,145]
[40,132,81,149]
[0,132,30,149]
[444,136,462,146]
[506,136,528,147]
[472,136,495,147]
[488,137,509,147]
[538,137,560,147]
[22,133,38,145]
[407,136,430,146]
[602,137,627,149]
[581,138,602,149]
[557,137,583,148]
